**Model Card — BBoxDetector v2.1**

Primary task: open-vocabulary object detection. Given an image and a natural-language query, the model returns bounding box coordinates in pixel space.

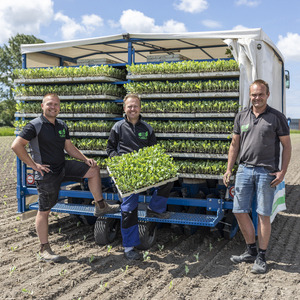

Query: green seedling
[107,245,112,253]
[185,265,189,275]
[169,280,173,290]
[100,281,108,289]
[64,243,71,249]
[16,216,20,221]
[58,227,62,234]
[209,243,213,252]
[121,265,129,273]
[9,266,16,276]
[59,269,67,276]
[143,251,151,261]
[157,244,164,251]
[77,221,81,227]
[3,201,7,206]
[14,228,19,233]
[3,195,7,198]
[10,246,18,252]
[194,252,199,262]
[22,288,33,295]
[89,254,95,264]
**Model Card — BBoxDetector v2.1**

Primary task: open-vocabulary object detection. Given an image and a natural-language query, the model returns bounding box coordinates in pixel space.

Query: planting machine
[15,29,288,249]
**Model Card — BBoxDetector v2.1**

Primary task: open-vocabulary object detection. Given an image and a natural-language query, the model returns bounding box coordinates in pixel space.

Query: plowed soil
[0,135,299,300]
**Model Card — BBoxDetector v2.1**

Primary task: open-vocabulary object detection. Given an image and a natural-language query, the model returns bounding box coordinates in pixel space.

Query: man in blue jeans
[223,79,291,274]
[107,93,173,260]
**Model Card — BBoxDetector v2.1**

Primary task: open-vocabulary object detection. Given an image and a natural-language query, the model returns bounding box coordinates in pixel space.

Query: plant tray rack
[127,71,240,80]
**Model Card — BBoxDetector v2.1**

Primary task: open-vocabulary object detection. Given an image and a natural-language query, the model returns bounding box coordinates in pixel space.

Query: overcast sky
[1,0,299,118]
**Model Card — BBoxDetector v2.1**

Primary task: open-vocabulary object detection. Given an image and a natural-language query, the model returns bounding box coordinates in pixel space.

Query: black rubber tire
[136,222,157,250]
[94,218,120,245]
[222,211,239,240]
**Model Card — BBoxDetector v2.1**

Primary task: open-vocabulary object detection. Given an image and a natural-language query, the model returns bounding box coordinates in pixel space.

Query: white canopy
[21,28,286,113]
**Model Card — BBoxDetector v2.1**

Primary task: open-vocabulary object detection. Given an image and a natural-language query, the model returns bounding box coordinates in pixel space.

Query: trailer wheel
[136,222,157,250]
[222,212,239,240]
[94,218,120,245]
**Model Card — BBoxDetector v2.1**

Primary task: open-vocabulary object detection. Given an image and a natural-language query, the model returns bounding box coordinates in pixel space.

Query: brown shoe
[38,243,61,262]
[93,200,120,217]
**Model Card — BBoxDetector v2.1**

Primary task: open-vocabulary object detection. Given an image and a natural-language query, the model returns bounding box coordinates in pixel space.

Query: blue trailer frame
[15,31,287,242]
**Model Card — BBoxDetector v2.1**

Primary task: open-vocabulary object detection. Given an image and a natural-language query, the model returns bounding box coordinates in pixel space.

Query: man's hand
[84,158,97,167]
[32,163,51,176]
[269,171,285,188]
[223,171,232,187]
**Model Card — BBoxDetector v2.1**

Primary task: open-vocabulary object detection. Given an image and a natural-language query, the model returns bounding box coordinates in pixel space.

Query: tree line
[0,34,44,126]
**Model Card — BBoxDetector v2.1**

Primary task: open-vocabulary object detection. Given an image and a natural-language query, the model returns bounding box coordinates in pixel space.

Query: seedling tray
[107,167,178,198]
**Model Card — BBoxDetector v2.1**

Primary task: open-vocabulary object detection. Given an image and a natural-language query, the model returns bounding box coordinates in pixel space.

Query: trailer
[14,28,288,249]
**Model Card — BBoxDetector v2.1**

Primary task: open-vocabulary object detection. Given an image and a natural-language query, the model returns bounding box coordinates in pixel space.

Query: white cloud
[174,0,208,13]
[119,9,187,33]
[277,32,300,61]
[232,25,250,31]
[0,0,54,43]
[235,0,260,7]
[54,12,104,40]
[202,20,222,29]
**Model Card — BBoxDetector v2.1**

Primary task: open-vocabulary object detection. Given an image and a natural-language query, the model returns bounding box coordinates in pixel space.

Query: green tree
[0,34,45,126]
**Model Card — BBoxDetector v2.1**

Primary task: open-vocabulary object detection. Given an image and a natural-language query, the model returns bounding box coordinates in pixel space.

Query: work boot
[124,249,142,261]
[93,200,120,217]
[251,256,267,274]
[38,243,61,262]
[146,207,170,219]
[230,250,257,264]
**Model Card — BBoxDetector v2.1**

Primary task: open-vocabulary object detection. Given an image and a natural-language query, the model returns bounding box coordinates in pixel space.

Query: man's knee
[122,208,138,229]
[157,182,173,197]
[84,165,100,178]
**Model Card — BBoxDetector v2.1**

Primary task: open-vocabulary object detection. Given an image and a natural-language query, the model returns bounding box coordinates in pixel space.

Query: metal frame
[16,35,285,235]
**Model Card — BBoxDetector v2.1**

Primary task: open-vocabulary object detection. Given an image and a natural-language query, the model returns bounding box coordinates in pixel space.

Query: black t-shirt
[19,114,70,179]
[233,105,290,172]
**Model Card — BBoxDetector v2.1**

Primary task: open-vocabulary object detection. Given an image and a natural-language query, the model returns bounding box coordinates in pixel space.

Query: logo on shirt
[138,131,148,140]
[241,124,249,132]
[58,129,66,138]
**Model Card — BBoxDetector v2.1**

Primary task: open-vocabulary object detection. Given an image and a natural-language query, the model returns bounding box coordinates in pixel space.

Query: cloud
[202,20,222,29]
[119,9,187,33]
[54,12,104,40]
[232,25,250,31]
[235,0,260,7]
[0,0,54,44]
[277,32,300,61]
[174,0,208,13]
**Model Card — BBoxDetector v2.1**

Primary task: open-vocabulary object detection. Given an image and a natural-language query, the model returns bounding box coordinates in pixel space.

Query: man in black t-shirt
[223,80,291,274]
[12,93,119,262]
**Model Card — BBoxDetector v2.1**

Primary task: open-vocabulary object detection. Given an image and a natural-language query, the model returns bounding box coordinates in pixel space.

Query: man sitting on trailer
[223,79,291,274]
[107,93,173,260]
[11,93,119,262]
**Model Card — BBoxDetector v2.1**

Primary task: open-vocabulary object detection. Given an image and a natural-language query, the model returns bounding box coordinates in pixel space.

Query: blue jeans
[233,164,276,216]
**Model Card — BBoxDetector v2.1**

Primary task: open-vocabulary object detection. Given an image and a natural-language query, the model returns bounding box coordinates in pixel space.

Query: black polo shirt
[233,105,289,172]
[19,114,70,179]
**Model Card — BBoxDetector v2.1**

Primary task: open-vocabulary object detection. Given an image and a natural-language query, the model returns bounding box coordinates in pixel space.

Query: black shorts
[36,160,90,211]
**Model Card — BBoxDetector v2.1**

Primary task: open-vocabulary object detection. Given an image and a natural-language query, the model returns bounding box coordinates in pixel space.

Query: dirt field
[0,135,299,300]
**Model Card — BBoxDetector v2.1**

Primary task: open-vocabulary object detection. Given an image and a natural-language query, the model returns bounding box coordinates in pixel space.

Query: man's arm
[64,139,97,167]
[107,128,119,157]
[223,133,240,186]
[270,135,292,187]
[11,136,50,176]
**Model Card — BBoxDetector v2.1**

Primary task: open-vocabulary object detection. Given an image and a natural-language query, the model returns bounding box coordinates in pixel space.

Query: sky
[1,0,300,118]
